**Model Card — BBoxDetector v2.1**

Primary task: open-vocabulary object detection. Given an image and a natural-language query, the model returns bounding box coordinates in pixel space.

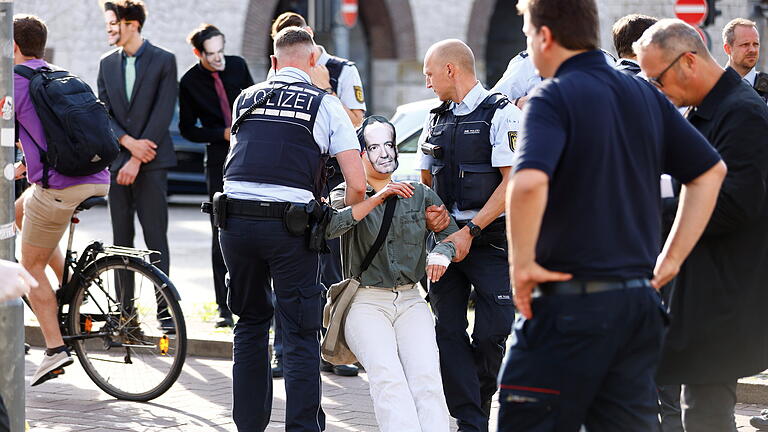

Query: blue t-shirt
[514,50,722,280]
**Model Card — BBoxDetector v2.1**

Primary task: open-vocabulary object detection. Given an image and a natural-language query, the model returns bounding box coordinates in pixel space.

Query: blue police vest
[427,93,508,211]
[224,80,327,197]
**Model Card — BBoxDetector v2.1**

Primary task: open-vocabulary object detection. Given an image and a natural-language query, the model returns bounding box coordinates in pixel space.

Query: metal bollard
[0,1,25,431]
[0,299,25,432]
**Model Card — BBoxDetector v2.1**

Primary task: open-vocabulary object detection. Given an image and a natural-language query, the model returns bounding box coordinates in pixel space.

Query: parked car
[166,98,439,195]
[167,107,207,196]
[391,98,438,182]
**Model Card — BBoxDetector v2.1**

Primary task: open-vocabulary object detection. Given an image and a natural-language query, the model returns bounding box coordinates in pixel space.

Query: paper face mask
[362,121,398,174]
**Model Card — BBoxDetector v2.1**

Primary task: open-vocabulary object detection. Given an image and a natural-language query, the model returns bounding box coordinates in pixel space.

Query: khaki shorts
[22,183,109,249]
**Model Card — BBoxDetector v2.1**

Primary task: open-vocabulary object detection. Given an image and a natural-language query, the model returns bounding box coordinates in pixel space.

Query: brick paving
[23,347,766,431]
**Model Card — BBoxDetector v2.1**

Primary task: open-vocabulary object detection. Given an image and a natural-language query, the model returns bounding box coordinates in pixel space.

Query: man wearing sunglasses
[636,19,768,432]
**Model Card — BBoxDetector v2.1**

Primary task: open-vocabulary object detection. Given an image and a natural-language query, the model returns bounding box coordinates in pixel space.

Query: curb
[737,380,768,405]
[26,325,767,404]
[25,325,234,360]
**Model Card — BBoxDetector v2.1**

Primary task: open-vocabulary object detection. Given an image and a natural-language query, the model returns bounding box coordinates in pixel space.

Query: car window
[398,130,421,154]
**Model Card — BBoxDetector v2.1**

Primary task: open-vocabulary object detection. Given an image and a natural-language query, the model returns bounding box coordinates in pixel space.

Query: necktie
[125,56,136,103]
[211,72,232,127]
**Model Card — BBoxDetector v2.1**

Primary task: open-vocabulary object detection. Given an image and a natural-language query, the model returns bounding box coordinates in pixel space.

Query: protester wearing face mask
[325,116,458,432]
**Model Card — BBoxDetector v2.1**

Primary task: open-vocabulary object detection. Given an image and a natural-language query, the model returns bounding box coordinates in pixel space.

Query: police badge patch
[354,86,364,103]
[508,131,518,151]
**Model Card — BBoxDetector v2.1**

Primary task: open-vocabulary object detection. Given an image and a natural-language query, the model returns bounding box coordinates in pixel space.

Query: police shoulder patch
[354,86,364,103]
[508,131,518,151]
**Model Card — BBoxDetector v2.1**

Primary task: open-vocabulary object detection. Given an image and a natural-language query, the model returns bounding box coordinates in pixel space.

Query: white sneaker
[31,350,73,386]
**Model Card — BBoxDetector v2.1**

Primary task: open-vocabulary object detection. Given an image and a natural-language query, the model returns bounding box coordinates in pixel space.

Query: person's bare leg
[16,194,66,284]
[21,242,65,348]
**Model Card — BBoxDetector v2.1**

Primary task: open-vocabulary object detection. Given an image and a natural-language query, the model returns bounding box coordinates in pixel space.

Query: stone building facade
[14,0,764,116]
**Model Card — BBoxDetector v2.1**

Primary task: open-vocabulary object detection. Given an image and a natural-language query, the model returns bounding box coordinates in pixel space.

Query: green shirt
[327,181,458,288]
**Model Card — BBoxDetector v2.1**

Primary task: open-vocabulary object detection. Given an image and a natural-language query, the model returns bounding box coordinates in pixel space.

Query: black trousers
[108,168,170,274]
[109,169,170,317]
[498,284,666,432]
[205,145,231,318]
[680,381,738,432]
[658,384,683,432]
[220,217,325,432]
[429,234,514,432]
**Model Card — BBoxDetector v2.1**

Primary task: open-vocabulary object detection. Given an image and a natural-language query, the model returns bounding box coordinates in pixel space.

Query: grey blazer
[97,40,178,172]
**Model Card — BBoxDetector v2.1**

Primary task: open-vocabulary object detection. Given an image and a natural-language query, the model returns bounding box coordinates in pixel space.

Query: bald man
[417,38,521,432]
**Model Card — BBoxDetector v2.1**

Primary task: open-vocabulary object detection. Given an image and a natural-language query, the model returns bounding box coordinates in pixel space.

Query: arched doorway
[467,0,526,87]
[240,0,417,114]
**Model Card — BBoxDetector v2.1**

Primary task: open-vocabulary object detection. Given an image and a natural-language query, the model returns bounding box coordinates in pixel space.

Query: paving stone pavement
[23,348,768,431]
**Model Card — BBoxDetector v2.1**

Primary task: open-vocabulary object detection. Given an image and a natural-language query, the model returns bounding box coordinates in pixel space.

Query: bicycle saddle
[76,196,108,212]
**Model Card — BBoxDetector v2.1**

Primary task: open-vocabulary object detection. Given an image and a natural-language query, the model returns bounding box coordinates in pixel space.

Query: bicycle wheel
[67,255,187,401]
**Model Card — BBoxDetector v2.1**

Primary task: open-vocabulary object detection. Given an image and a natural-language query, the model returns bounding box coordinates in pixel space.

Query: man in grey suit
[97,0,177,326]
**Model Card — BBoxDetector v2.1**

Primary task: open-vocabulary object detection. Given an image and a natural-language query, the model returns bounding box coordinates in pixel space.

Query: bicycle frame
[56,211,159,336]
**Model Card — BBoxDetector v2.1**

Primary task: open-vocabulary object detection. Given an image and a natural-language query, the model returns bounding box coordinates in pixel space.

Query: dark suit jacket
[657,68,768,384]
[97,40,178,173]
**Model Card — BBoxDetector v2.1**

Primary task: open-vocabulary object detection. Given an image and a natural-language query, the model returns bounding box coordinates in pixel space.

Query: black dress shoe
[320,359,335,372]
[751,415,768,430]
[215,316,235,328]
[332,364,359,377]
[272,358,284,378]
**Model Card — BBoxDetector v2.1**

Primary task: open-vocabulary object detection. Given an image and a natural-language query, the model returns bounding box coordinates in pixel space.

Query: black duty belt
[226,199,291,220]
[537,278,651,296]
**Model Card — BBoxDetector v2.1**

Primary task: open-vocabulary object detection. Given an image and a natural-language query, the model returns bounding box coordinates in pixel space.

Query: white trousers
[344,287,450,432]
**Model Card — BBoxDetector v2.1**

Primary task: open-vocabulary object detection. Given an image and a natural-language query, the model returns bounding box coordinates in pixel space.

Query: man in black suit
[179,24,253,328]
[636,19,768,431]
[97,0,177,301]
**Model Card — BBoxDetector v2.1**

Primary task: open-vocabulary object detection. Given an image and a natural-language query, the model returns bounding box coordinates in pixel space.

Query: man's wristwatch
[466,221,482,237]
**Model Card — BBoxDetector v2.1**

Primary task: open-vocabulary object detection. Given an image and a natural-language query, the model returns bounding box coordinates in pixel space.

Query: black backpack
[15,65,119,187]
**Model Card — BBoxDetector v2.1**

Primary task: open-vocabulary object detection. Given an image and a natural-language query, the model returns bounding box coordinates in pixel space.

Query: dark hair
[274,27,314,52]
[104,0,147,31]
[187,24,225,53]
[517,0,599,51]
[612,14,658,58]
[272,12,307,38]
[13,14,47,59]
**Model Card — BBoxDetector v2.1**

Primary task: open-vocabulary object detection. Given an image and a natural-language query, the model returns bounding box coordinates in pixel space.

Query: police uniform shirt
[267,46,367,111]
[490,52,541,100]
[224,67,360,203]
[418,81,521,220]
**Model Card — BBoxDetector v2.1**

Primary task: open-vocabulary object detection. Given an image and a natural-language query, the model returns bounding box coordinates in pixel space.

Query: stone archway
[467,0,526,86]
[241,0,281,78]
[240,0,418,114]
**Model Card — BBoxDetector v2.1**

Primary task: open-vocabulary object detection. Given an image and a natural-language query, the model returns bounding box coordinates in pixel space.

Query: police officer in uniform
[268,11,367,377]
[217,27,365,431]
[418,39,520,432]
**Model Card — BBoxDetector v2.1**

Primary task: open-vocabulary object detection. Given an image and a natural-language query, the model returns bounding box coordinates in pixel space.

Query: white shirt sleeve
[337,64,367,111]
[490,102,521,167]
[314,94,359,156]
[417,111,434,171]
[490,54,541,100]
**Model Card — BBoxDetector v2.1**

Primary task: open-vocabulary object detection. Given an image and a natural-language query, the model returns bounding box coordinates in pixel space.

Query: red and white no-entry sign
[674,0,708,27]
[341,0,358,28]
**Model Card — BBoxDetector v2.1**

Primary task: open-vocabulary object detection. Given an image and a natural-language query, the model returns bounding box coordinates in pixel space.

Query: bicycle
[26,195,188,401]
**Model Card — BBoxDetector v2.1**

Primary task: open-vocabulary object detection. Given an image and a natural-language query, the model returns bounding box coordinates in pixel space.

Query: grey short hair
[633,18,709,61]
[722,18,757,46]
[273,26,314,54]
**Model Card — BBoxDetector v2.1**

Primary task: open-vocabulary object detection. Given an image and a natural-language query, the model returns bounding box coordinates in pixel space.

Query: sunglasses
[648,51,696,89]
